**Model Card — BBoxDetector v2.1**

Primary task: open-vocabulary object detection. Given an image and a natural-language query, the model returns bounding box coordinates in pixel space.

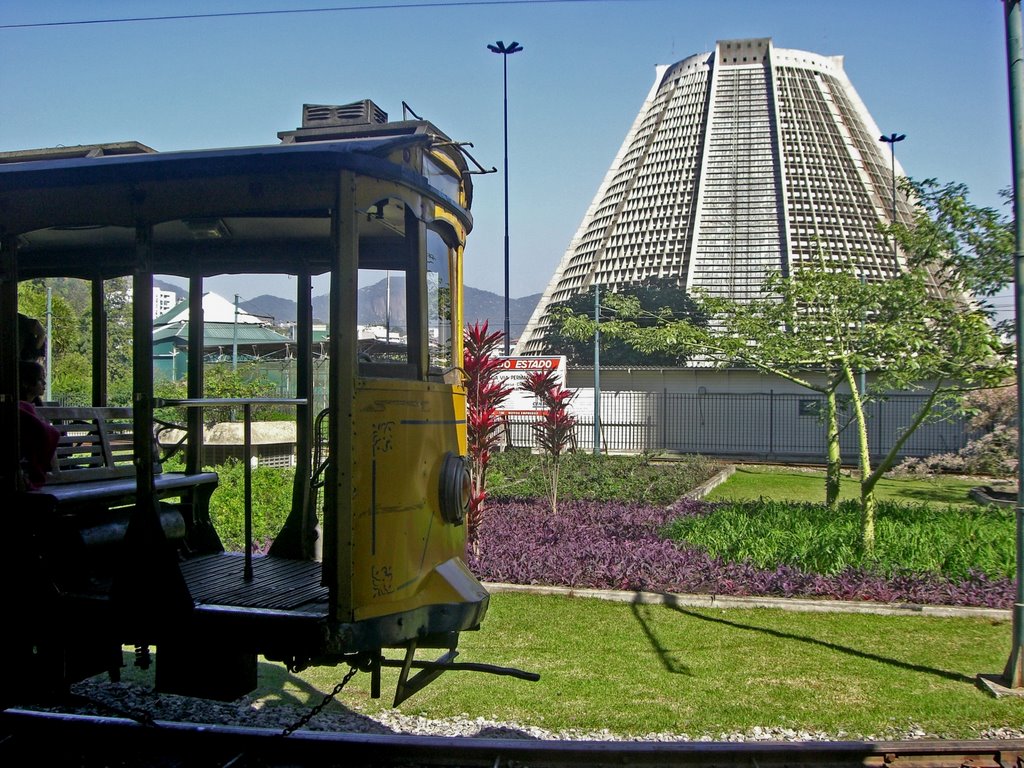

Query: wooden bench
[26,406,218,507]
[16,409,221,581]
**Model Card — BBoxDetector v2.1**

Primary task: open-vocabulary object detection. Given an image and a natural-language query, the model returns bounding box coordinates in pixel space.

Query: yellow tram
[0,101,527,704]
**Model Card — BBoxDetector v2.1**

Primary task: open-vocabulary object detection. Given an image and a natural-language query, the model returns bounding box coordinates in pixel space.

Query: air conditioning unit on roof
[302,100,388,128]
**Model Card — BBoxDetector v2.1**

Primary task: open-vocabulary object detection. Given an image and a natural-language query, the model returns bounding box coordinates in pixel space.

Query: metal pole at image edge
[594,282,601,455]
[1003,0,1024,688]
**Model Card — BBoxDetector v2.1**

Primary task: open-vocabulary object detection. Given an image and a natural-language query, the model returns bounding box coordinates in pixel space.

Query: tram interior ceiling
[0,101,536,706]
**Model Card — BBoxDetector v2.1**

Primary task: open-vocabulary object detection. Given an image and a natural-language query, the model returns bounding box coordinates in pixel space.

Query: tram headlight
[439,452,471,526]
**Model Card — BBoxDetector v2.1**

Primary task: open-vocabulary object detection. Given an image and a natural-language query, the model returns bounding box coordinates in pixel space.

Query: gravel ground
[17,678,1023,744]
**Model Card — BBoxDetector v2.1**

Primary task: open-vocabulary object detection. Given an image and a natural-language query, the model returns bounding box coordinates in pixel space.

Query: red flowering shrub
[464,322,511,538]
[520,369,576,514]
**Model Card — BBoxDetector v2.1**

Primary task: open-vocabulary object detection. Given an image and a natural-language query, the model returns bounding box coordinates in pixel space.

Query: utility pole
[45,286,52,401]
[232,293,240,371]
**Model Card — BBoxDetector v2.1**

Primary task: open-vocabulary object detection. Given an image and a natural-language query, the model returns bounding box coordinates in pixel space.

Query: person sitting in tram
[19,360,58,490]
[18,312,46,363]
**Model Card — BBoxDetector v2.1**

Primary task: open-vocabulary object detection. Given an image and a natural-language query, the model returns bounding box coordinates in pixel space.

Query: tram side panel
[346,378,486,645]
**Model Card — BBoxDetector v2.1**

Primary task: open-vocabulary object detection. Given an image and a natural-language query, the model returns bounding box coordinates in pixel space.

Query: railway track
[3,708,1023,768]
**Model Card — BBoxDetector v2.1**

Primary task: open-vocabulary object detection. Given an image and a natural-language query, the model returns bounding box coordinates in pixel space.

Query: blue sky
[0,1,1013,311]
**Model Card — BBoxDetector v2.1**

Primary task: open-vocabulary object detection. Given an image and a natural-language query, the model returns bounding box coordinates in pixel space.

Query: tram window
[357,267,409,369]
[355,197,419,379]
[427,229,453,373]
[424,157,461,204]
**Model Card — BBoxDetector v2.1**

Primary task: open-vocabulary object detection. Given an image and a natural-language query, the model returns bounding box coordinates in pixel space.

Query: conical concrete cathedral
[517,38,910,354]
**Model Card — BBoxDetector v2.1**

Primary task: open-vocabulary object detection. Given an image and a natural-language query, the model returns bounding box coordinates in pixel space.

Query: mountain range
[155,277,541,346]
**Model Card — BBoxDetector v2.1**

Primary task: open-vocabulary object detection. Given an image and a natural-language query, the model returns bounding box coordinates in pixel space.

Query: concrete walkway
[484,582,1010,621]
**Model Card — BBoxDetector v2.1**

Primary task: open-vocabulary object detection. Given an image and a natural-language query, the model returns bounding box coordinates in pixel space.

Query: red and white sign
[495,356,569,413]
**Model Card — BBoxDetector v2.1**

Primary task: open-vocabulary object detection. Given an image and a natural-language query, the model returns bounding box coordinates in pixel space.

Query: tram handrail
[154,397,309,407]
[154,396,310,580]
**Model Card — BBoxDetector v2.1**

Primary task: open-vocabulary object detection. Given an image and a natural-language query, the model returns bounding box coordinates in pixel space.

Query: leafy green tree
[99,277,135,406]
[17,276,141,406]
[790,265,1007,550]
[557,180,1014,551]
[18,279,88,403]
[573,262,853,513]
[18,280,81,360]
[544,278,709,365]
[34,275,137,406]
[555,268,860,511]
[51,351,93,406]
[153,362,278,428]
[201,363,278,425]
[561,228,1010,553]
[890,178,1014,329]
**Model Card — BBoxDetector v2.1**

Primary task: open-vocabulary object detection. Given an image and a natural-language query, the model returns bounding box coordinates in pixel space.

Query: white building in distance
[517,38,913,354]
[153,288,178,319]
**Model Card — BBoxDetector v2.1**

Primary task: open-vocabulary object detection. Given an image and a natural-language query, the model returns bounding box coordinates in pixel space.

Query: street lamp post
[488,39,523,356]
[879,132,906,255]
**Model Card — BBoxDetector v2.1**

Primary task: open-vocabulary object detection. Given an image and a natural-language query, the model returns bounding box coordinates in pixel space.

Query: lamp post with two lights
[487,39,523,355]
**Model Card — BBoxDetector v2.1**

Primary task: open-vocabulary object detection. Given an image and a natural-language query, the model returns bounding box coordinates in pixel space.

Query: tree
[17,280,81,358]
[98,277,135,406]
[555,263,857,511]
[544,277,709,365]
[18,279,88,404]
[805,265,1007,549]
[561,257,1009,552]
[17,276,144,406]
[890,178,1014,330]
[151,361,278,433]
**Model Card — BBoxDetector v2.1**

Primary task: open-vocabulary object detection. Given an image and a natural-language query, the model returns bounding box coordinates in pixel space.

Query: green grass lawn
[103,463,1021,738]
[280,593,1021,737]
[705,465,1001,507]
[120,593,1024,739]
[314,468,1014,737]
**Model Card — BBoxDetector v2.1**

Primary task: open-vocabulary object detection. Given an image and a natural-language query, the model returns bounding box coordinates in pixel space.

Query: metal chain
[279,664,358,737]
[74,691,159,728]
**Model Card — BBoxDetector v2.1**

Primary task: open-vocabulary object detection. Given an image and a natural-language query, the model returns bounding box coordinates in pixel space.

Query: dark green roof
[153,321,290,346]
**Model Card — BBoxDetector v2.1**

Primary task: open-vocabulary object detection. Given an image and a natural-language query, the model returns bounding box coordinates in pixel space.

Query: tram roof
[0,132,473,280]
[1,133,419,189]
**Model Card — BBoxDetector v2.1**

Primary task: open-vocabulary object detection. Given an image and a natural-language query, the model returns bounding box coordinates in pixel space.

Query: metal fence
[502,391,971,464]
[246,360,971,464]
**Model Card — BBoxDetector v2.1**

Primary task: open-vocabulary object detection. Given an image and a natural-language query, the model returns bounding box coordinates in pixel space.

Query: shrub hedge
[662,499,1015,581]
[194,454,1014,609]
[207,459,294,552]
[468,499,1013,609]
[487,450,720,506]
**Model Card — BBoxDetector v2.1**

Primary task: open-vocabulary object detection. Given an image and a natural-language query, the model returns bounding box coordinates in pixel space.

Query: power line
[0,0,627,30]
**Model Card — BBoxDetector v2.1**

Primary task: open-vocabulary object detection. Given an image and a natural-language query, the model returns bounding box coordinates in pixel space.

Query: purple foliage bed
[467,499,1013,609]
